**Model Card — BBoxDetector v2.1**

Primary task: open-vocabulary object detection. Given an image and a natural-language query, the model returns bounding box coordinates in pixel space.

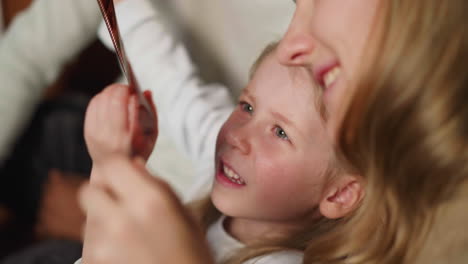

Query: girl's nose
[277,1,316,67]
[226,126,251,155]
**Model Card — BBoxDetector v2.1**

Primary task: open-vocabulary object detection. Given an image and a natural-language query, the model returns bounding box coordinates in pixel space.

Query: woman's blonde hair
[332,0,468,263]
[194,1,468,261]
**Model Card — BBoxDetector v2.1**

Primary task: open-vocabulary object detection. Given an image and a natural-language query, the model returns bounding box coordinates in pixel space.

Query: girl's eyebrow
[271,111,294,128]
[241,89,256,105]
[271,110,306,140]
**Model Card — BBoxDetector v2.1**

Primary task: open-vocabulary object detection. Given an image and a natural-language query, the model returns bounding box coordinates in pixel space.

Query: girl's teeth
[222,165,245,184]
[323,67,341,88]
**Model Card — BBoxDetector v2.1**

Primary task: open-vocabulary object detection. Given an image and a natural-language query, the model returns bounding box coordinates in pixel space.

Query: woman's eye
[274,126,289,140]
[240,101,254,114]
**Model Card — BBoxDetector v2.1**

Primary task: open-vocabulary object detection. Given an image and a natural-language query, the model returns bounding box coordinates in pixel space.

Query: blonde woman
[79,0,467,263]
[279,0,468,262]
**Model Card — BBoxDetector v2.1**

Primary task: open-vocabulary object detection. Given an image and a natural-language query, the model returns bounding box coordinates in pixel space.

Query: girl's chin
[210,190,245,216]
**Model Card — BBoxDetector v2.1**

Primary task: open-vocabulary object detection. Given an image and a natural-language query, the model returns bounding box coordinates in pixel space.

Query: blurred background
[0,0,294,262]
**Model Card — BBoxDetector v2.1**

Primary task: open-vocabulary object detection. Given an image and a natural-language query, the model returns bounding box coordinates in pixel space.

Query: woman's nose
[277,2,316,67]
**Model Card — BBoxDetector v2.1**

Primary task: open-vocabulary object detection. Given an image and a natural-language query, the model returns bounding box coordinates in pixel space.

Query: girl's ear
[319,175,364,219]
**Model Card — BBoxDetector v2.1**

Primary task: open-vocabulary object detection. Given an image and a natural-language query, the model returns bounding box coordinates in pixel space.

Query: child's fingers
[143,90,157,117]
[107,84,131,134]
[84,93,103,143]
[96,92,108,131]
[143,90,158,137]
[84,84,134,162]
[127,91,158,159]
[128,94,139,139]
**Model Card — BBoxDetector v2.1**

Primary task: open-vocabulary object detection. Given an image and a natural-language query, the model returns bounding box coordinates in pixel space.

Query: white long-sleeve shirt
[0,0,101,165]
[85,0,303,263]
[98,0,234,202]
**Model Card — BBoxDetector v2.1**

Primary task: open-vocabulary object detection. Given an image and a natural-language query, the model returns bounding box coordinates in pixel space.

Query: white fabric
[207,216,303,264]
[167,0,295,94]
[0,0,101,165]
[207,216,244,262]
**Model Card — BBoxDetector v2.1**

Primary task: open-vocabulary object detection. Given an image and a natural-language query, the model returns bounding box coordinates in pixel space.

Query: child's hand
[84,84,158,165]
[131,89,158,160]
[80,157,214,264]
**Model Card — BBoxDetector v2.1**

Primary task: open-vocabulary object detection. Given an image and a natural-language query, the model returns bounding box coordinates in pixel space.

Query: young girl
[80,38,364,264]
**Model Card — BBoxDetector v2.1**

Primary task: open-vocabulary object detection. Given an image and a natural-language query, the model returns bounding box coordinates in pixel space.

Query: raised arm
[97,0,234,174]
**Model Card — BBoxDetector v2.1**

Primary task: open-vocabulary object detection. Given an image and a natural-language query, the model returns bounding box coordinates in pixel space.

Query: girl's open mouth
[216,161,246,187]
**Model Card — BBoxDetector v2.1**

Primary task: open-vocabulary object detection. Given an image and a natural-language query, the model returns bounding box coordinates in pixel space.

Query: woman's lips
[313,62,341,90]
[323,66,341,89]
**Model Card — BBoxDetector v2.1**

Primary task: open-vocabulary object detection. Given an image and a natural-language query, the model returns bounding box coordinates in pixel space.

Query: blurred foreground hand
[80,157,214,264]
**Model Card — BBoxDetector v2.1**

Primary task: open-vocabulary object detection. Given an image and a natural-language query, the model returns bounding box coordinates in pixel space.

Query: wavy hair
[193,1,468,261]
[334,0,468,262]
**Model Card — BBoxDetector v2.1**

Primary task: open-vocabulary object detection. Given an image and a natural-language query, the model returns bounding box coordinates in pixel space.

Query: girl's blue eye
[240,102,254,114]
[274,126,289,140]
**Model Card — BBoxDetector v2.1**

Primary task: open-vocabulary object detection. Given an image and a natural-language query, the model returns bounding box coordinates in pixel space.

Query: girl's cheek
[215,125,228,150]
[254,154,291,198]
